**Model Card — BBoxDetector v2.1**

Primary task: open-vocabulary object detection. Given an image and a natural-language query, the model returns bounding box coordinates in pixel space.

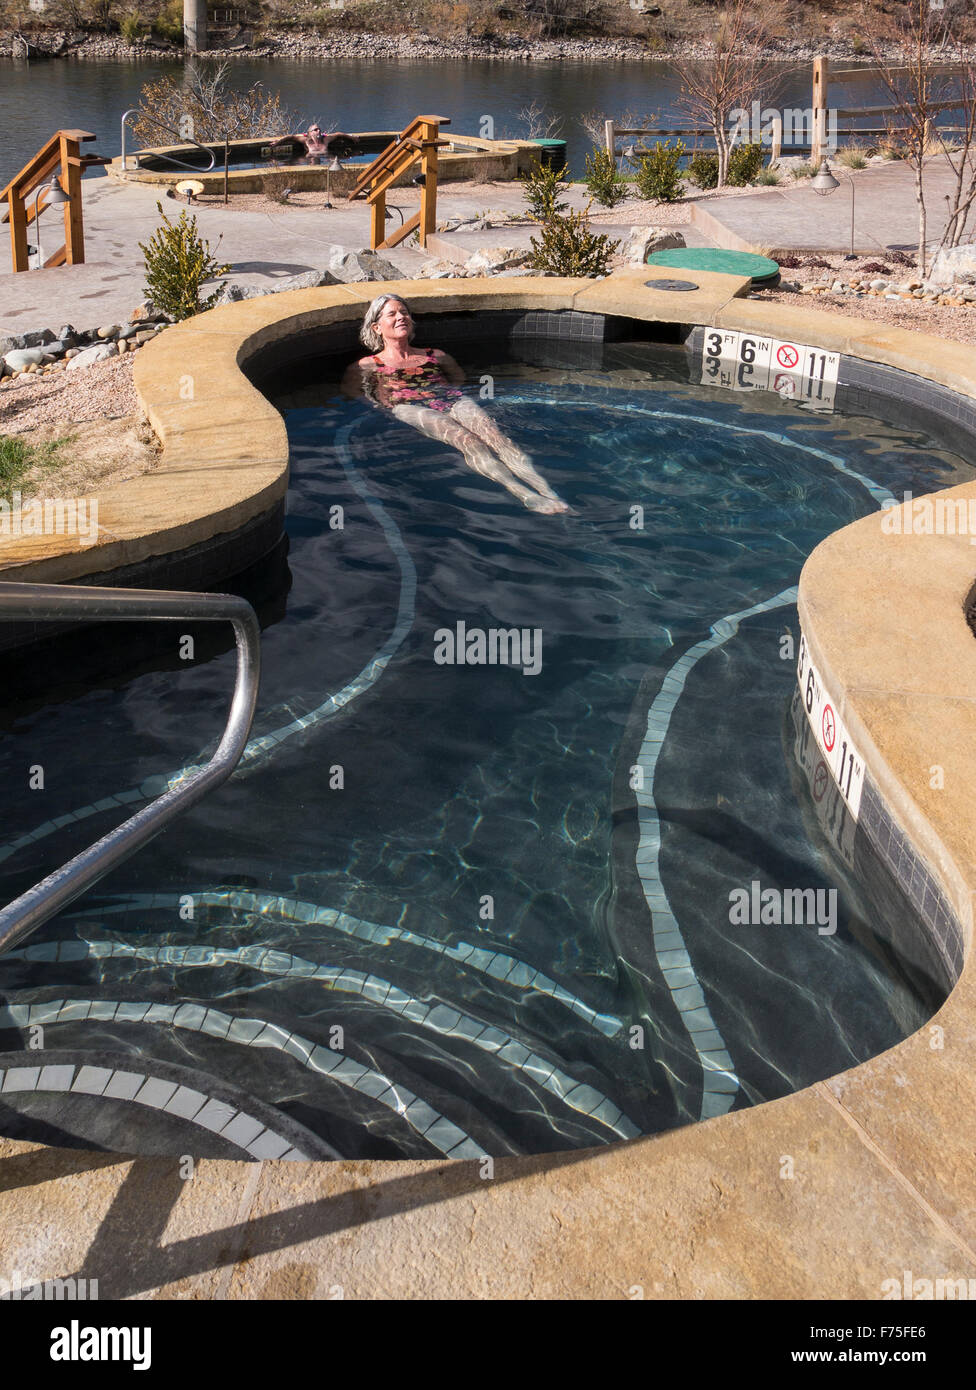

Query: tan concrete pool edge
[1,275,975,1298]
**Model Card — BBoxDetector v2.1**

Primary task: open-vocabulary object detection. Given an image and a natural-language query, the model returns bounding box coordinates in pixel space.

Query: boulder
[927,242,976,287]
[97,324,121,339]
[416,258,464,279]
[464,246,531,274]
[129,299,161,322]
[0,328,56,352]
[624,226,686,263]
[3,347,48,372]
[66,342,117,370]
[326,247,402,283]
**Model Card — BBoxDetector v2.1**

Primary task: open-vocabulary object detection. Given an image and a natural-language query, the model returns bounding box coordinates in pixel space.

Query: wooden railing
[1,129,109,273]
[347,114,451,251]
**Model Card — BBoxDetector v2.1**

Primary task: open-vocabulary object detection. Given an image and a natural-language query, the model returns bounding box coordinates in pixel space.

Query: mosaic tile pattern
[4,935,637,1139]
[857,777,965,982]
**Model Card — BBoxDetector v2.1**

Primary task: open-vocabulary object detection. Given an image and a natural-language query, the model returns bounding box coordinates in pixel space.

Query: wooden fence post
[419,117,438,249]
[812,55,828,167]
[60,131,85,265]
[604,119,615,159]
[770,114,783,163]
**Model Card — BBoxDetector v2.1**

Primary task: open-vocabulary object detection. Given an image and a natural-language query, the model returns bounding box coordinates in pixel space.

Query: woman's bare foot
[524,493,571,514]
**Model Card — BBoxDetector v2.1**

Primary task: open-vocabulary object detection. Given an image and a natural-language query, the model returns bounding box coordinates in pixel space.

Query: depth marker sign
[796,632,865,819]
[700,330,839,410]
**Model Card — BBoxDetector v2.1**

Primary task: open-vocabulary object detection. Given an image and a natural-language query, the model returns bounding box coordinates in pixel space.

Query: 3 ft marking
[701,331,839,410]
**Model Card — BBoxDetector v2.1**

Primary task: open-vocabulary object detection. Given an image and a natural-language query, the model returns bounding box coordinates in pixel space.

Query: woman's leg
[449,396,566,505]
[391,403,561,511]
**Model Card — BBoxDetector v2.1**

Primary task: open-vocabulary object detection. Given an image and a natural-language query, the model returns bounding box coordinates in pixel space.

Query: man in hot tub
[341,294,569,514]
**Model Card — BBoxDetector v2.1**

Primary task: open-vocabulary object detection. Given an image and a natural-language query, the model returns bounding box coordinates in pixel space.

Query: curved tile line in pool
[0,399,896,1131]
[0,1059,310,1160]
[0,998,483,1159]
[4,936,638,1139]
[0,409,411,868]
[637,584,799,1121]
[64,893,625,1037]
[0,406,894,870]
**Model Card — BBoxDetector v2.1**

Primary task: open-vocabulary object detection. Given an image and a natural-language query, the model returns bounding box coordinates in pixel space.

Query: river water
[0,56,896,187]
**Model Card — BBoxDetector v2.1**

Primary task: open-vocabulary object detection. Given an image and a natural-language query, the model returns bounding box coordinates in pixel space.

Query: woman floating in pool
[342,294,569,514]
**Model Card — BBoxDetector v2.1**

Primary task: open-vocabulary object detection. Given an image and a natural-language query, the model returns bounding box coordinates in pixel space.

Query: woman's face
[377,299,412,343]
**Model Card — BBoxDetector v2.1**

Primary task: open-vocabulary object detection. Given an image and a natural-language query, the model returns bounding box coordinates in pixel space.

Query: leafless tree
[871,0,976,273]
[519,100,564,140]
[671,0,778,188]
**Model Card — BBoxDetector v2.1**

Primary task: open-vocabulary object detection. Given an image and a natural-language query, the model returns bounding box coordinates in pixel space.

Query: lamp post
[325,156,342,209]
[32,174,70,269]
[811,157,856,261]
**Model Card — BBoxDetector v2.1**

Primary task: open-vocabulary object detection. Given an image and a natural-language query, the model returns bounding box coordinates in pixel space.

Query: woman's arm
[340,359,370,399]
[433,349,465,386]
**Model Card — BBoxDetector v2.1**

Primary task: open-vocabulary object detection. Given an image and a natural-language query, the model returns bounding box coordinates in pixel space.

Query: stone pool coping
[1,271,975,1297]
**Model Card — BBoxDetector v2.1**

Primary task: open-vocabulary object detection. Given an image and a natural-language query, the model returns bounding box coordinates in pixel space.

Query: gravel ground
[762,284,976,345]
[0,355,140,435]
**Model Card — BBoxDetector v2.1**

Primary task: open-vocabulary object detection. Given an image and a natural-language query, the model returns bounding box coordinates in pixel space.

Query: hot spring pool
[0,341,968,1159]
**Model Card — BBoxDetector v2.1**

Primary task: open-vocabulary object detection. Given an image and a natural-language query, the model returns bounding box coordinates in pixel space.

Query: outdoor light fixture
[32,174,70,268]
[811,157,857,260]
[324,156,342,209]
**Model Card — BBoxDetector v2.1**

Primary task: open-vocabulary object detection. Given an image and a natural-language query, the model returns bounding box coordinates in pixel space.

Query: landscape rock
[927,242,976,287]
[97,324,121,340]
[3,347,48,372]
[326,246,402,283]
[66,342,118,370]
[464,245,531,273]
[624,226,687,263]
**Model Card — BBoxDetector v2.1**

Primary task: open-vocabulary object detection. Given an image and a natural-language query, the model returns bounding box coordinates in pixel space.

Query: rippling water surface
[0,345,968,1158]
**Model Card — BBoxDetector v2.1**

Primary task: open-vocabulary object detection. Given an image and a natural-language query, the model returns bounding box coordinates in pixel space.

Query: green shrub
[634,139,686,202]
[687,151,719,190]
[152,0,183,41]
[528,205,620,277]
[756,167,781,185]
[791,161,814,179]
[119,8,144,42]
[726,142,765,186]
[139,202,231,320]
[583,147,626,207]
[519,160,570,221]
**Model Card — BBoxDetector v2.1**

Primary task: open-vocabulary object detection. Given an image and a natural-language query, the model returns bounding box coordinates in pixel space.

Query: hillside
[2,0,974,60]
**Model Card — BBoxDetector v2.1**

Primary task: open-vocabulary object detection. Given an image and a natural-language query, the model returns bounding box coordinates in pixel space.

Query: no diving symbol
[813,761,829,802]
[822,704,836,752]
[776,343,800,369]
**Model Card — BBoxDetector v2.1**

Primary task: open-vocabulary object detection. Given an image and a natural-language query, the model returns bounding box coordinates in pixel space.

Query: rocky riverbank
[1,28,960,65]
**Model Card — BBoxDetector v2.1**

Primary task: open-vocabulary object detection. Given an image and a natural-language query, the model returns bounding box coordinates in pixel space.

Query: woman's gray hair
[360,294,413,352]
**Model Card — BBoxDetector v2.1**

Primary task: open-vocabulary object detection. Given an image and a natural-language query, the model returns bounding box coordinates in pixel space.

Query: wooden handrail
[345,114,450,251]
[347,114,451,202]
[2,129,101,272]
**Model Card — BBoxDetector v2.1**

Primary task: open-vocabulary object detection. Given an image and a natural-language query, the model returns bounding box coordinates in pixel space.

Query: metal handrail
[0,582,261,956]
[120,108,219,174]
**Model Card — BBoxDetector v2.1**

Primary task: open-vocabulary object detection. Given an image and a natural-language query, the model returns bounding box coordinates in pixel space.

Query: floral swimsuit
[370,348,463,413]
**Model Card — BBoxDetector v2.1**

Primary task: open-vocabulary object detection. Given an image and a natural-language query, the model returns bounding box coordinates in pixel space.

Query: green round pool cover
[646,248,781,284]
